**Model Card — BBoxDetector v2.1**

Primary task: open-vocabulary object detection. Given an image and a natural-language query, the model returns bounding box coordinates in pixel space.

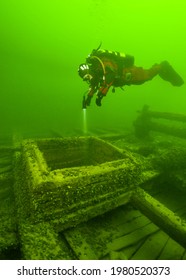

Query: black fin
[159,61,184,86]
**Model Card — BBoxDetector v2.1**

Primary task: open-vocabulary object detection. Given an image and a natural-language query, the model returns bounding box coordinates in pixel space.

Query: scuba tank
[87,45,134,68]
[85,44,135,93]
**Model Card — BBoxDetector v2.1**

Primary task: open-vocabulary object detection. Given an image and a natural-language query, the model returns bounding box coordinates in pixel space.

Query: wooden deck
[63,185,186,260]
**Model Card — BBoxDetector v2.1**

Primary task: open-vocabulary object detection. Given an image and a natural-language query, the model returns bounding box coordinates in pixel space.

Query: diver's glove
[82,96,87,109]
[82,95,92,109]
[96,92,104,106]
[96,97,102,106]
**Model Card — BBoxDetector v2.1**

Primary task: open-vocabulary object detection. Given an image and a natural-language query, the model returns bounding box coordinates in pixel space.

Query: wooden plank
[106,222,159,252]
[64,228,98,260]
[96,214,153,258]
[64,207,150,260]
[0,158,12,167]
[120,239,145,260]
[131,230,169,260]
[149,110,186,122]
[102,207,142,227]
[158,237,185,260]
[97,209,143,241]
[107,215,153,241]
[131,187,186,248]
[108,250,128,260]
[0,166,12,174]
[0,194,17,250]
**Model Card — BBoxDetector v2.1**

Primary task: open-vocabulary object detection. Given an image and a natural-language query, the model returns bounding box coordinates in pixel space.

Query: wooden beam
[131,187,186,248]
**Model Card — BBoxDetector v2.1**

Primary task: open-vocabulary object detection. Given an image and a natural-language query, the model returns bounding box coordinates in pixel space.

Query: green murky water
[0,0,185,136]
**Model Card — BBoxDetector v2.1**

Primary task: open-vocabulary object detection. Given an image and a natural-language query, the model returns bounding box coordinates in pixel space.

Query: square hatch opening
[36,136,124,171]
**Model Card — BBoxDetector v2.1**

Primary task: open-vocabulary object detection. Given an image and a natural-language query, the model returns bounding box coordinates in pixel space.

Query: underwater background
[0,0,185,137]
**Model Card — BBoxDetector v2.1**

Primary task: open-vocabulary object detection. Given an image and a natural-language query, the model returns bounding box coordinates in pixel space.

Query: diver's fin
[159,61,184,86]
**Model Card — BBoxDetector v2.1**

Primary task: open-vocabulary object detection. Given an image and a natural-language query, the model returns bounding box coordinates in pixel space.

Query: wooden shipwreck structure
[0,108,186,260]
[134,105,186,139]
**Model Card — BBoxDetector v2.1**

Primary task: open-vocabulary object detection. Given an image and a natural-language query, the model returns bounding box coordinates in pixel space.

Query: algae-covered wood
[16,136,144,230]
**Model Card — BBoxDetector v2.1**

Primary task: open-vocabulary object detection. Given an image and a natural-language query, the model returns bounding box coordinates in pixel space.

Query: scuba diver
[78,45,184,108]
